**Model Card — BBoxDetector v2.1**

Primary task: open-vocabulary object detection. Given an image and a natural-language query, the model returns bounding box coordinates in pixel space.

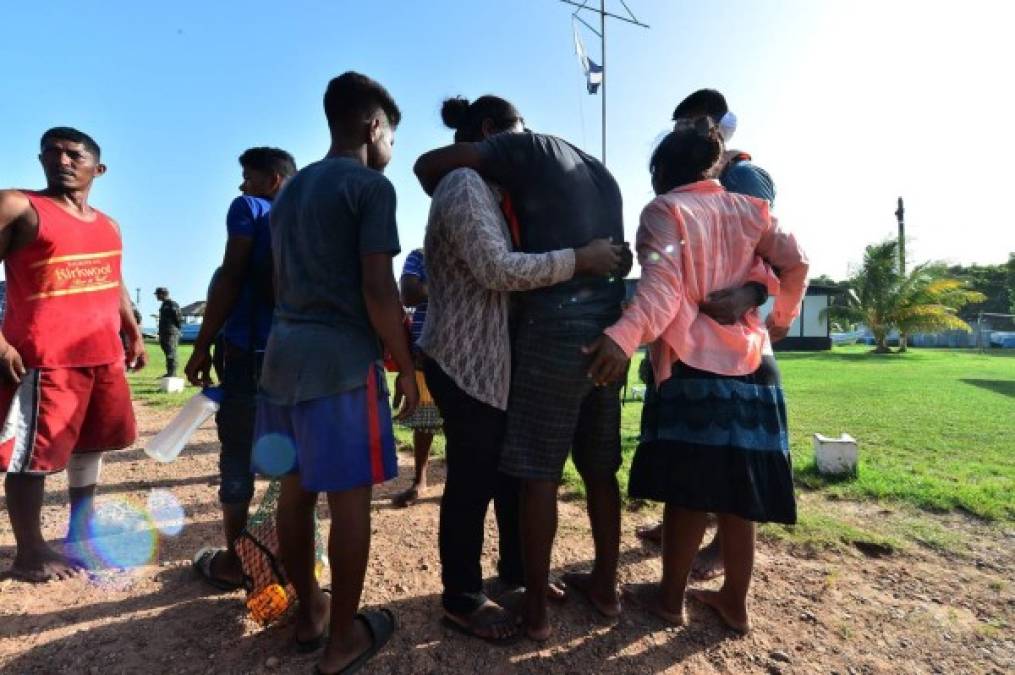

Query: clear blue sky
[2,1,1012,319]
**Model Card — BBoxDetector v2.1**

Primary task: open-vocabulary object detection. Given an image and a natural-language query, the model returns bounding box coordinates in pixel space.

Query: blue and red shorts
[253,365,397,493]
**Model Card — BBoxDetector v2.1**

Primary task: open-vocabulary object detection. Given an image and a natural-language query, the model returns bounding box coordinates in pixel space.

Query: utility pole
[895,197,908,351]
[561,0,649,165]
[895,197,905,275]
[601,0,606,165]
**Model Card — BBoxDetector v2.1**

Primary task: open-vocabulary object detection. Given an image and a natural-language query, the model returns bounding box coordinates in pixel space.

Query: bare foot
[688,589,751,635]
[561,572,621,618]
[622,582,686,625]
[524,618,552,642]
[635,521,663,544]
[210,549,244,587]
[391,482,424,508]
[521,591,552,642]
[496,581,567,615]
[445,599,520,642]
[690,538,724,581]
[317,613,373,673]
[547,580,566,603]
[10,543,85,582]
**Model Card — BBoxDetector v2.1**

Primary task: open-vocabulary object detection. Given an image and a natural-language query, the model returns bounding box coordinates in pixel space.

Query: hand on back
[699,285,758,325]
[574,239,631,278]
[582,335,629,387]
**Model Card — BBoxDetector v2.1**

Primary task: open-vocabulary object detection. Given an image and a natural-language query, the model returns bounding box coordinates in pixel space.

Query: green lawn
[562,346,1014,523]
[131,342,1015,542]
[128,340,197,409]
[780,347,1014,521]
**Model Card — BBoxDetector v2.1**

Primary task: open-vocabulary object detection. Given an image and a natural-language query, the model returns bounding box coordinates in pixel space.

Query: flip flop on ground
[314,609,396,675]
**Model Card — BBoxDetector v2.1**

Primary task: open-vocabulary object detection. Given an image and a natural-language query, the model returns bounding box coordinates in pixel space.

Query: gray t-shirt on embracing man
[260,157,401,405]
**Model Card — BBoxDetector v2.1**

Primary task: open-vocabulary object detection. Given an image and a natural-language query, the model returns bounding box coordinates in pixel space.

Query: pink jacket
[604,180,808,383]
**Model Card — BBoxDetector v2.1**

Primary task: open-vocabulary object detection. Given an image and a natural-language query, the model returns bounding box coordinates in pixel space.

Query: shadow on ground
[960,378,1015,398]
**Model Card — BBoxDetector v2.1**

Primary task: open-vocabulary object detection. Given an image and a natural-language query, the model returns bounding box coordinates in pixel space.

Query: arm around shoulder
[414,143,484,196]
[440,169,574,291]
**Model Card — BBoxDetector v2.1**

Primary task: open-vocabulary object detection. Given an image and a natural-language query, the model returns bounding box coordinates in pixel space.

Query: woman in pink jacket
[585,119,808,634]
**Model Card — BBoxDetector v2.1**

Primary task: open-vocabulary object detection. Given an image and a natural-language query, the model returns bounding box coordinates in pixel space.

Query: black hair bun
[441,97,471,130]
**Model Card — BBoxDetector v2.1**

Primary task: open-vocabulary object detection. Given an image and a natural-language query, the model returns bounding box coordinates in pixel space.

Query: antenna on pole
[560,0,649,166]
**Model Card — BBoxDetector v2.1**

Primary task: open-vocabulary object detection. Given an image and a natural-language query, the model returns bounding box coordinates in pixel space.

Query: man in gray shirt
[255,72,415,674]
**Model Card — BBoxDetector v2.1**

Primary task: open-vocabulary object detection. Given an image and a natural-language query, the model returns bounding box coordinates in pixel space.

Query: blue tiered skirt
[628,356,797,524]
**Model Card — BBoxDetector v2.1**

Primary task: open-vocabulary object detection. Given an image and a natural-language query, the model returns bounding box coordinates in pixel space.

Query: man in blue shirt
[185,146,296,590]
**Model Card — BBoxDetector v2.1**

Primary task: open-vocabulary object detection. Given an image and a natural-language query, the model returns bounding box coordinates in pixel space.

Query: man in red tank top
[0,127,147,582]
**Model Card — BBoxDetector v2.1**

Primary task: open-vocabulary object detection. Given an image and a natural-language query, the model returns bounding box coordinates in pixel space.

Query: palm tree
[824,240,985,353]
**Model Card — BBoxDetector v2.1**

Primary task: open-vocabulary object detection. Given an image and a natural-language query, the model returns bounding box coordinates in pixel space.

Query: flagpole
[600,0,607,165]
[560,0,649,167]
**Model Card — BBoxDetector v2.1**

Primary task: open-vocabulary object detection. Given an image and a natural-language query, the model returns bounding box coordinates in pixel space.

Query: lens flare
[81,498,157,570]
[147,489,185,536]
[252,433,298,477]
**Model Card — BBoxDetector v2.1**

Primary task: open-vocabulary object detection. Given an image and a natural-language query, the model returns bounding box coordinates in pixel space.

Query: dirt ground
[1,402,1012,674]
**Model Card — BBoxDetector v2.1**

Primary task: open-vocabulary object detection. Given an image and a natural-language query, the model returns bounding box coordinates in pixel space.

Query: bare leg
[318,486,375,673]
[561,471,622,618]
[5,474,83,581]
[519,479,558,641]
[689,513,754,634]
[276,476,329,644]
[626,505,709,624]
[392,430,434,507]
[412,430,433,489]
[210,501,250,585]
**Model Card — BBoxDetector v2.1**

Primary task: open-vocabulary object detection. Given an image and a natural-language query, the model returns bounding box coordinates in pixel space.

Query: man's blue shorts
[253,365,397,493]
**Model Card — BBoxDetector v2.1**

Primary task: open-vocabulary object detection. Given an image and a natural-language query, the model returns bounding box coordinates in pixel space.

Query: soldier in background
[155,286,182,377]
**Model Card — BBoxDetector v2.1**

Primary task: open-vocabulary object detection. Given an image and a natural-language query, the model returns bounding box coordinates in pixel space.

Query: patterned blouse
[418,168,575,410]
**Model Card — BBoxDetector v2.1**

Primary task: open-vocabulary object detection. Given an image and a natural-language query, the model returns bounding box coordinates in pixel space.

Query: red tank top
[2,192,124,367]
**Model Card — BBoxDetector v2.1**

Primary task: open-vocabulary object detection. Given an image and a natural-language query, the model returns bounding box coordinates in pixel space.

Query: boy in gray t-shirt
[255,72,415,674]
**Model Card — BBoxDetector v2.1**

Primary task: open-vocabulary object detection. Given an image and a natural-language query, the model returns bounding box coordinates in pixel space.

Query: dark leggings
[216,345,260,505]
[424,358,524,615]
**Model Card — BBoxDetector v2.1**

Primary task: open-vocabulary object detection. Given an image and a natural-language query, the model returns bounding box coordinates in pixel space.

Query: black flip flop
[314,609,396,674]
[192,546,243,592]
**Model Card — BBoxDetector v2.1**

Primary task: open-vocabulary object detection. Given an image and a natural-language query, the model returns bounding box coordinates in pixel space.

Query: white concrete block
[159,377,185,394]
[813,433,858,476]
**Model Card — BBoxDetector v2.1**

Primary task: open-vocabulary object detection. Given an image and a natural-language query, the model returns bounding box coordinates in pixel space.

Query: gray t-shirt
[259,157,400,405]
[476,132,625,320]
